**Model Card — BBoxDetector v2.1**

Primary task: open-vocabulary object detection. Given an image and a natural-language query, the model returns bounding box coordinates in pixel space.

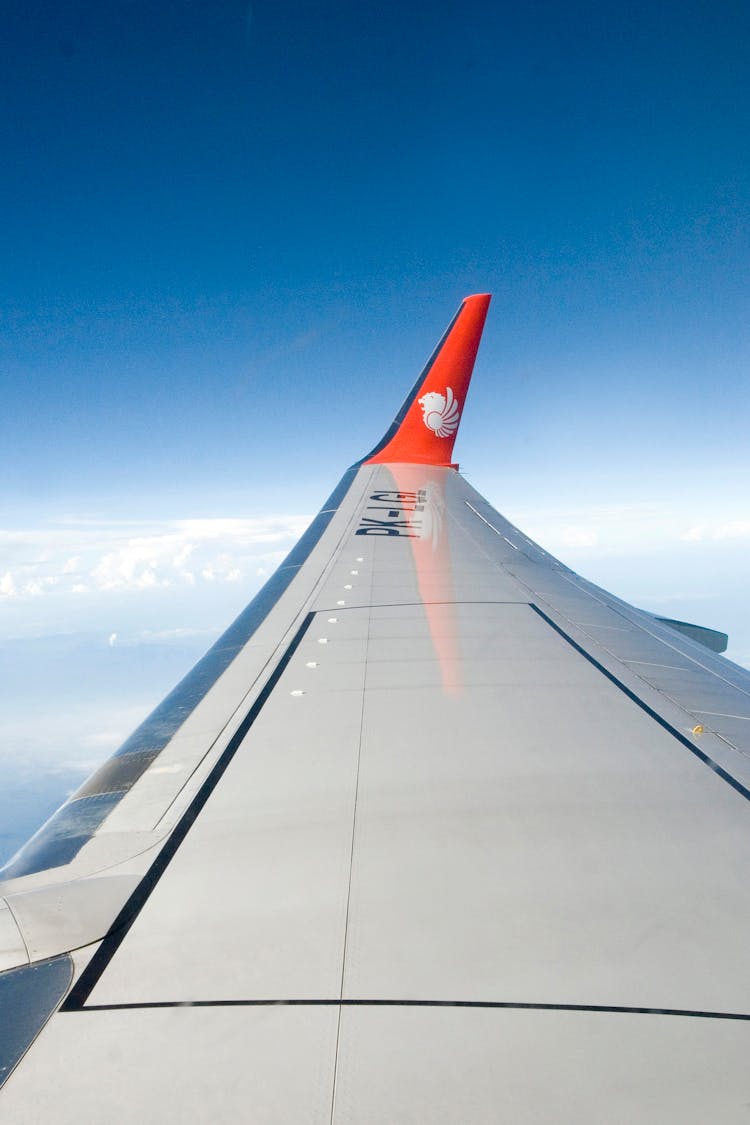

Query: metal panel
[0,957,72,1092]
[343,602,750,1013]
[84,610,368,1005]
[331,1006,750,1124]
[0,901,27,972]
[0,1006,339,1122]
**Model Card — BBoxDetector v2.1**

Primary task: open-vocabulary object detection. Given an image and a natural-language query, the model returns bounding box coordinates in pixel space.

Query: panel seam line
[328,553,373,1125]
[62,998,750,1021]
[531,605,750,803]
[61,613,317,1011]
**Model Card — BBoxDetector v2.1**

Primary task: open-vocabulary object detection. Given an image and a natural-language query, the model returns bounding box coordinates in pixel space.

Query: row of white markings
[289,556,365,696]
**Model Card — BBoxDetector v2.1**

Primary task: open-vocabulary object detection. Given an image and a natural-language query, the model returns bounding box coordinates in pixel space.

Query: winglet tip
[362,294,492,467]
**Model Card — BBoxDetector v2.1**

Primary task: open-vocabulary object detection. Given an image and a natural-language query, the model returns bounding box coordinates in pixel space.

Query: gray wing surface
[1,297,749,1122]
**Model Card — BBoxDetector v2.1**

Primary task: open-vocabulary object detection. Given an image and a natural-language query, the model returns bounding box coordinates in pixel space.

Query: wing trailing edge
[654,615,729,654]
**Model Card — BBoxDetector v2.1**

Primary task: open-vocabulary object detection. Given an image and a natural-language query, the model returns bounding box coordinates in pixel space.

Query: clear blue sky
[1,0,749,860]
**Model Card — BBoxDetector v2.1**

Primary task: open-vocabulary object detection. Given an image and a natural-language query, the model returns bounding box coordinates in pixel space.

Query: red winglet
[363,294,491,467]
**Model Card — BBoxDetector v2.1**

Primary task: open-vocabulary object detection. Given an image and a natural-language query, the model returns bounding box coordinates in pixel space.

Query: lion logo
[418,387,460,438]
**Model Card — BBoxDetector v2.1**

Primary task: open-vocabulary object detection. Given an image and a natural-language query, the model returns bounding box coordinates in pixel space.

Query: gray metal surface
[0,958,72,1090]
[1,461,748,1120]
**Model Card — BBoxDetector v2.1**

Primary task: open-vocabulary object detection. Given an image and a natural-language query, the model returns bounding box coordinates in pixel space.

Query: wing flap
[654,615,728,653]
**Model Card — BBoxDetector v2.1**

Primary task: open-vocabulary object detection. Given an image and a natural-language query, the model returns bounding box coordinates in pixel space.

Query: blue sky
[1,0,749,861]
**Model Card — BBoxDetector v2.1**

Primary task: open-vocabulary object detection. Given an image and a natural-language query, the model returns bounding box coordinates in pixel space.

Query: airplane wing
[1,295,749,1122]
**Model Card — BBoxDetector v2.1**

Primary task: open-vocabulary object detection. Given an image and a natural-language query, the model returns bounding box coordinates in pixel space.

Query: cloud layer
[506,503,750,559]
[0,514,311,610]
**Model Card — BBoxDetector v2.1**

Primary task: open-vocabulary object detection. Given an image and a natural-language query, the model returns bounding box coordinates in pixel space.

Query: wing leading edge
[1,297,749,1122]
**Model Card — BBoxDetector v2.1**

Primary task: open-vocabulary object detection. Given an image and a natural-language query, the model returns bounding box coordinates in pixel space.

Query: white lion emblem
[418,387,460,437]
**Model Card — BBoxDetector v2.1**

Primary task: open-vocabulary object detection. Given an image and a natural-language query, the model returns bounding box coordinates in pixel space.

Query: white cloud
[135,626,213,643]
[0,515,312,657]
[557,527,599,549]
[513,502,670,558]
[0,513,311,639]
[508,500,750,561]
[172,543,194,569]
[0,572,17,597]
[681,520,750,543]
